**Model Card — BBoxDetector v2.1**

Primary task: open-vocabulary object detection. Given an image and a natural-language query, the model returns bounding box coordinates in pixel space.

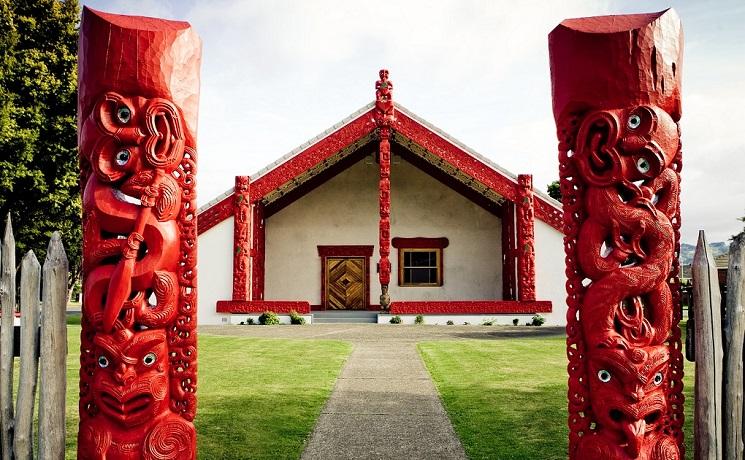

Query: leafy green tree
[546,180,561,202]
[0,0,80,295]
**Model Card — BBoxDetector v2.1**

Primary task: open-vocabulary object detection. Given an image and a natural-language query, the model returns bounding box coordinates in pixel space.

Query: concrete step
[313,311,379,324]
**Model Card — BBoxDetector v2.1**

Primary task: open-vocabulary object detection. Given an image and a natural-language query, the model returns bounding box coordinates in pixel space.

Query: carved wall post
[550,9,684,459]
[78,8,200,459]
[252,202,266,301]
[374,69,395,309]
[233,176,251,301]
[516,174,536,301]
[501,202,517,301]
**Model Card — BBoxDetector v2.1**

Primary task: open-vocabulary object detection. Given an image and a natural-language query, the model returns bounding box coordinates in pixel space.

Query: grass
[419,331,695,460]
[30,324,352,459]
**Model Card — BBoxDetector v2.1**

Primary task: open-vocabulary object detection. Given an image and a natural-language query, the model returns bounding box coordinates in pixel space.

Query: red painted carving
[233,176,251,301]
[389,301,551,315]
[517,174,536,301]
[216,301,311,314]
[251,202,265,301]
[78,8,200,459]
[375,69,395,309]
[550,9,684,459]
[501,202,517,301]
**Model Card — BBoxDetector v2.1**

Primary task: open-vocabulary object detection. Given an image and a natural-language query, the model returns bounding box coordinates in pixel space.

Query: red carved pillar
[550,9,684,459]
[374,69,395,309]
[516,174,536,301]
[501,202,517,301]
[233,176,251,300]
[251,202,265,301]
[77,7,200,459]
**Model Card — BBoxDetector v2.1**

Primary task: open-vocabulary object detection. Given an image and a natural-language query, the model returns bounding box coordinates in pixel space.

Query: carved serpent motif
[563,105,682,459]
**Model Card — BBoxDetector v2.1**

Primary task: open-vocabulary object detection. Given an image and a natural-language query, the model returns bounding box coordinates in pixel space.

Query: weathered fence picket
[724,233,745,459]
[15,251,40,459]
[692,230,724,460]
[1,217,16,459]
[38,232,67,459]
[0,215,68,460]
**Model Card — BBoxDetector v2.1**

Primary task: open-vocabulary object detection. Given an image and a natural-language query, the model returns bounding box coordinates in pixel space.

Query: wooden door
[325,257,365,310]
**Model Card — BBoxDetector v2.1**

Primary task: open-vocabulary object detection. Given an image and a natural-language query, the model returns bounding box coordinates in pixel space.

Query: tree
[0,0,81,295]
[547,180,562,202]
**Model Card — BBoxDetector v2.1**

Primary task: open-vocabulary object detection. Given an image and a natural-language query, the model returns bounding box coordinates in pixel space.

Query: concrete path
[300,340,467,460]
[199,324,563,459]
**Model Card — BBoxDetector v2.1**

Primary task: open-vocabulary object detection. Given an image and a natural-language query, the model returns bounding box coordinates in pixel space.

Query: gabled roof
[197,102,563,235]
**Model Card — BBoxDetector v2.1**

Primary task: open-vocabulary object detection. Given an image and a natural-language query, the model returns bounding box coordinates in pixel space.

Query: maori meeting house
[196,71,566,325]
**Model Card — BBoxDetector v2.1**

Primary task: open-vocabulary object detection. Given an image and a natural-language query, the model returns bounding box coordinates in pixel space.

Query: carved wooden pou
[375,69,395,309]
[78,8,201,459]
[549,10,685,459]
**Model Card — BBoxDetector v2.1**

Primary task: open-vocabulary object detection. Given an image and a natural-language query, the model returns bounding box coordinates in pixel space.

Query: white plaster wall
[534,219,568,326]
[264,157,502,305]
[197,217,234,325]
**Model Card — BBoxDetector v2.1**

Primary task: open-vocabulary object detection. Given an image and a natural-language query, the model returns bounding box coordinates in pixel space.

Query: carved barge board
[550,9,685,459]
[78,8,200,459]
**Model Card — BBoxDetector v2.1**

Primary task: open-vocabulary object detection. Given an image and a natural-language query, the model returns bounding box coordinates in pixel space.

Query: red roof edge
[197,106,564,235]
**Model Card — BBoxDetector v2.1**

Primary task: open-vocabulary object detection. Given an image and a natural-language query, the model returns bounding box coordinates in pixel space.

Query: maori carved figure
[517,174,536,301]
[375,69,395,308]
[549,10,684,459]
[233,176,251,301]
[78,8,200,459]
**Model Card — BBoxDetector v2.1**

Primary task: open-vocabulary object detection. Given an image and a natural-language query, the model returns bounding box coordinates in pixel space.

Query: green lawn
[54,326,351,459]
[419,333,695,460]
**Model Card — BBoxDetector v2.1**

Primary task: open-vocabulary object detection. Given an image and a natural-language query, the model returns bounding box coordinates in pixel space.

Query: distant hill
[679,241,728,265]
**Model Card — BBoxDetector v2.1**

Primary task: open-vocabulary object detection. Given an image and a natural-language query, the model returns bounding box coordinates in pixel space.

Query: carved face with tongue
[90,328,170,428]
[586,345,670,458]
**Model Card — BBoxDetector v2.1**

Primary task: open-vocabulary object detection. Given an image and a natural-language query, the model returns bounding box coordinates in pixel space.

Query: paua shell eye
[636,157,651,174]
[143,352,157,366]
[597,369,612,383]
[115,149,130,166]
[627,114,642,129]
[116,106,131,124]
[653,372,663,385]
[98,356,109,368]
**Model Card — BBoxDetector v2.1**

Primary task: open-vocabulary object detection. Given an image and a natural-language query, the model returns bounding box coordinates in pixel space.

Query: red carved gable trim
[197,195,232,234]
[391,237,449,249]
[197,105,564,235]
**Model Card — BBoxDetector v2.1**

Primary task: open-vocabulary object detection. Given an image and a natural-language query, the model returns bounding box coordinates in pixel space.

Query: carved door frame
[317,245,374,310]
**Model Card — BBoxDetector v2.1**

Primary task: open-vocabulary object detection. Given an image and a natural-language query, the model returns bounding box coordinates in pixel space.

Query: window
[399,248,442,286]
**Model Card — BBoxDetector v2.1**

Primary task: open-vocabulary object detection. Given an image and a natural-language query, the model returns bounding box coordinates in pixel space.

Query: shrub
[512,318,519,326]
[463,322,470,325]
[289,310,306,325]
[390,315,402,324]
[259,311,280,325]
[531,314,546,327]
[446,320,454,325]
[414,314,424,325]
[239,321,245,325]
[482,320,493,326]
[247,318,255,325]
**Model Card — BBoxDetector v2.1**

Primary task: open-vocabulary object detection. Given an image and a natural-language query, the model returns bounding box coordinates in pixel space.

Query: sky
[82,0,745,244]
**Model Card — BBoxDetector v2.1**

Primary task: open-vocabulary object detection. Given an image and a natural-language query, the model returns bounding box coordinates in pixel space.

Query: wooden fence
[691,230,744,459]
[0,215,68,459]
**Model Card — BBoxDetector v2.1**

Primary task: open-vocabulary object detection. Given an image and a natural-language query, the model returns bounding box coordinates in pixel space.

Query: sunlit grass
[13,325,351,459]
[419,331,695,459]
